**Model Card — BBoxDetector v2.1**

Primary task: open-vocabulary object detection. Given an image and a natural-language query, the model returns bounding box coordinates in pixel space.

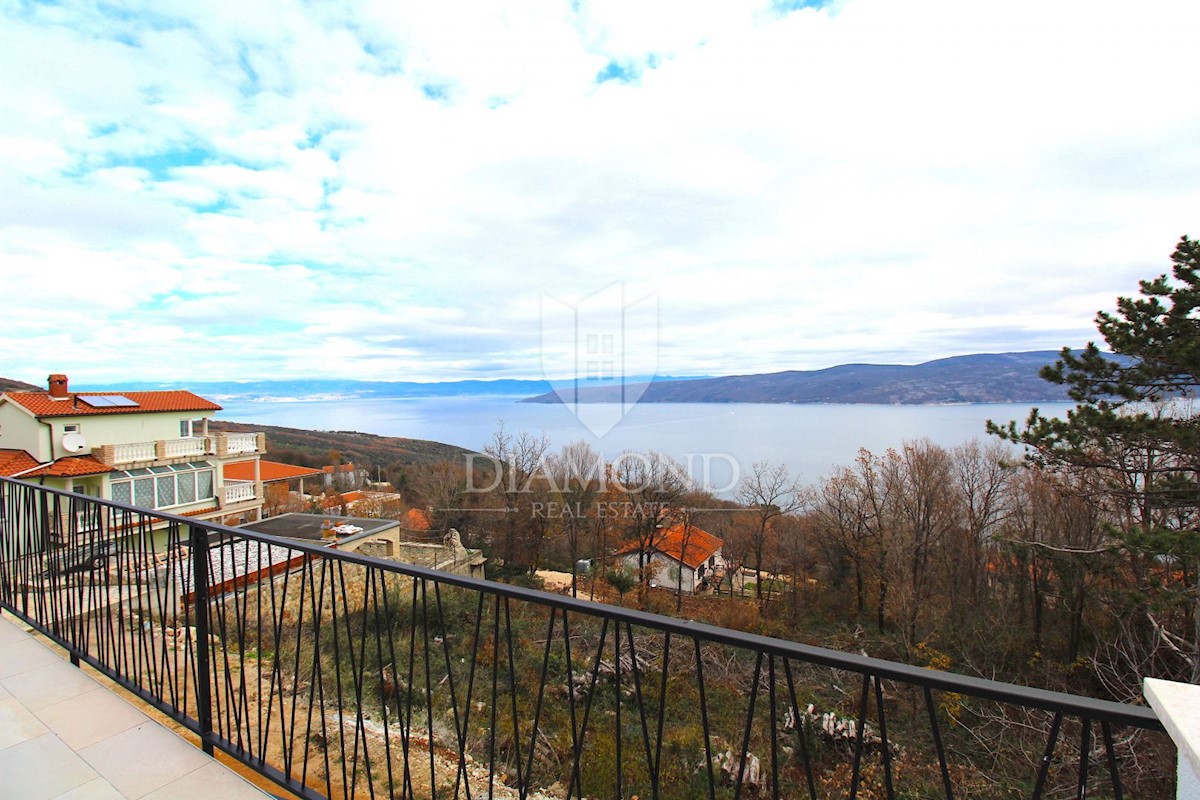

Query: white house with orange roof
[0,373,268,533]
[612,521,730,594]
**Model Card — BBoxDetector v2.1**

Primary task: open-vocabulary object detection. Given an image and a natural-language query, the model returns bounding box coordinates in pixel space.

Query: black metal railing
[0,477,1170,799]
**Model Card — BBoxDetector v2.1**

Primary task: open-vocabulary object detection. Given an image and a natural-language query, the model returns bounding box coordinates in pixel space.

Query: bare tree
[613,450,692,600]
[548,440,604,597]
[484,422,552,575]
[813,467,872,614]
[736,461,804,601]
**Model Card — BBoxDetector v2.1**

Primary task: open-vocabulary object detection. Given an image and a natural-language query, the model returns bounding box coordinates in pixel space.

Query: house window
[180,419,204,437]
[110,461,215,510]
[64,424,81,433]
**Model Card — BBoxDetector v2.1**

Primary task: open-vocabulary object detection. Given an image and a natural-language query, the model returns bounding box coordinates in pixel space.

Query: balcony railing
[0,477,1171,800]
[222,480,257,505]
[162,436,210,459]
[96,432,266,466]
[110,441,159,464]
[223,432,259,455]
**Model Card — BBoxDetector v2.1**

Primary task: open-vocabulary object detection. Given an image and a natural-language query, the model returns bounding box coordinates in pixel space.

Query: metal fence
[0,477,1169,799]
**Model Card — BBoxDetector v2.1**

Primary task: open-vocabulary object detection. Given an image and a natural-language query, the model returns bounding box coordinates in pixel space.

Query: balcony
[95,432,266,467]
[222,432,259,456]
[221,480,258,505]
[0,477,1186,800]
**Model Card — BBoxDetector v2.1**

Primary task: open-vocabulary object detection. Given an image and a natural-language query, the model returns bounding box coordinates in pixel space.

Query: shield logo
[541,283,659,437]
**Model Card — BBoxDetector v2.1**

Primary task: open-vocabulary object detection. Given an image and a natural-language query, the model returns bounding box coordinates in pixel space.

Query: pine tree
[990,235,1200,684]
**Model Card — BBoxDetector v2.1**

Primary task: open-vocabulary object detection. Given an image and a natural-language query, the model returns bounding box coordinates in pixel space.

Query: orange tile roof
[402,508,431,531]
[0,449,41,477]
[2,391,221,418]
[224,460,323,482]
[322,462,356,474]
[322,490,367,508]
[180,504,221,517]
[614,523,724,570]
[22,455,112,478]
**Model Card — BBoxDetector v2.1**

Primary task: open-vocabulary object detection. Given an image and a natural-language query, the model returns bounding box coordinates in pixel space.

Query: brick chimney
[48,374,69,399]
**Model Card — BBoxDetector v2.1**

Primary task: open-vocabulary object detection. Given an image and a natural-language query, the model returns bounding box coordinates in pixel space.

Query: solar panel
[81,395,140,408]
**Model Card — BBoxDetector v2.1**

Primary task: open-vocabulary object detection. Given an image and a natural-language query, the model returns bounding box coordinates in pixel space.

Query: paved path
[0,614,274,800]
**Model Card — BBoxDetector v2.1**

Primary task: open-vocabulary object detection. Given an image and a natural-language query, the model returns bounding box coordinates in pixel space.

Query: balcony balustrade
[0,478,1180,800]
[109,441,159,464]
[94,431,266,466]
[161,436,209,459]
[222,480,257,505]
[222,432,259,455]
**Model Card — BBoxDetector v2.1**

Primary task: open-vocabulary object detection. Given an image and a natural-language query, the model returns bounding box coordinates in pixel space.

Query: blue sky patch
[771,0,835,13]
[596,60,639,85]
[120,147,213,180]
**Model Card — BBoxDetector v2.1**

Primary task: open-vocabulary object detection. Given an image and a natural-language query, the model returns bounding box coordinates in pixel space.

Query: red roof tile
[322,490,367,508]
[2,391,221,418]
[614,524,724,570]
[180,504,221,517]
[0,449,41,477]
[224,460,323,482]
[22,456,112,477]
[322,462,356,474]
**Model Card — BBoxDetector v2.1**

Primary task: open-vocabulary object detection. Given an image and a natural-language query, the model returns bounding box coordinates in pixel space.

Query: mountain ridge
[521,351,1105,404]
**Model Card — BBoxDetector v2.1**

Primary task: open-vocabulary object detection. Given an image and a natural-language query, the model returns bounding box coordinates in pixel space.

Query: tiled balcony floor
[0,614,273,800]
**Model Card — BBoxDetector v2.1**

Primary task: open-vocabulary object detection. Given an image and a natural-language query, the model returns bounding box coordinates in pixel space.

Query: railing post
[1144,678,1200,799]
[189,522,215,756]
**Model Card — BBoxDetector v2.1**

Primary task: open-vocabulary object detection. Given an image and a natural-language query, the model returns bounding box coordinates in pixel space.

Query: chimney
[48,374,69,399]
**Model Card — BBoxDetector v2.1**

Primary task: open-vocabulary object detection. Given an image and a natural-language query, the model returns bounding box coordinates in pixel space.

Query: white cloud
[1,0,1198,385]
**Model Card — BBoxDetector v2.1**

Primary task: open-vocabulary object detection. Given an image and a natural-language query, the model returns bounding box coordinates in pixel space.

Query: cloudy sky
[2,0,1198,385]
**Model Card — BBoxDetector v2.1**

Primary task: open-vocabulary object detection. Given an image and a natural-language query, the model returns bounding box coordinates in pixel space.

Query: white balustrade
[224,482,257,504]
[163,437,208,459]
[225,433,259,455]
[111,442,157,464]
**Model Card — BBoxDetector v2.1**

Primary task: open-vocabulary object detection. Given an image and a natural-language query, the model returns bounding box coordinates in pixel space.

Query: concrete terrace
[0,614,274,800]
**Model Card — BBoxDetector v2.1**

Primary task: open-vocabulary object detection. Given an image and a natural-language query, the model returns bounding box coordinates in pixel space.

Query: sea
[216,396,1075,494]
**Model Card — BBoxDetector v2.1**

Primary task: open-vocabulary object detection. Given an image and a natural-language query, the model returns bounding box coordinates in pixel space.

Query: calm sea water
[217,396,1073,493]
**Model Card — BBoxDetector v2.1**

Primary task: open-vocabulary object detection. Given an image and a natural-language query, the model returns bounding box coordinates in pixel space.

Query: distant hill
[70,375,705,401]
[79,377,557,400]
[0,377,42,392]
[210,420,479,471]
[521,351,1103,405]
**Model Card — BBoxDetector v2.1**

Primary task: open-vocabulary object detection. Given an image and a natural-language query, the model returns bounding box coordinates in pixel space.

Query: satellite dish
[62,432,88,453]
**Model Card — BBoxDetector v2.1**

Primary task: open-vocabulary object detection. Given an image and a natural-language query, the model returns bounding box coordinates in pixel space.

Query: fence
[0,477,1169,799]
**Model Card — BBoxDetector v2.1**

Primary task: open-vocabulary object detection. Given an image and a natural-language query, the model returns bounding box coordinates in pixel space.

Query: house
[612,522,728,594]
[322,462,365,491]
[0,373,267,538]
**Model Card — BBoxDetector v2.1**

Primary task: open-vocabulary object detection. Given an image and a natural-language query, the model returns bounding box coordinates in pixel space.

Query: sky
[2,0,1199,385]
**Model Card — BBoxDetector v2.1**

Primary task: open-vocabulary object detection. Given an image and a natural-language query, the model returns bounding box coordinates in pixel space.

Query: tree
[813,467,873,613]
[604,567,636,605]
[661,494,715,611]
[484,422,552,575]
[612,450,691,600]
[548,441,603,597]
[991,234,1200,684]
[735,461,803,601]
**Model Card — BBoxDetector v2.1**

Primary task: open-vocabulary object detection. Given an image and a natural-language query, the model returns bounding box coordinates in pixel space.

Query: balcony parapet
[213,432,266,458]
[222,481,260,506]
[92,433,266,467]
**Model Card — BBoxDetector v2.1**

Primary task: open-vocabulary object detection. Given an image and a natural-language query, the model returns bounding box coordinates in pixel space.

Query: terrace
[0,476,1195,799]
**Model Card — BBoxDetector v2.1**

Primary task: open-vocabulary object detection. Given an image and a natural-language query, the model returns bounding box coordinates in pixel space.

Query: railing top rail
[0,476,1165,732]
